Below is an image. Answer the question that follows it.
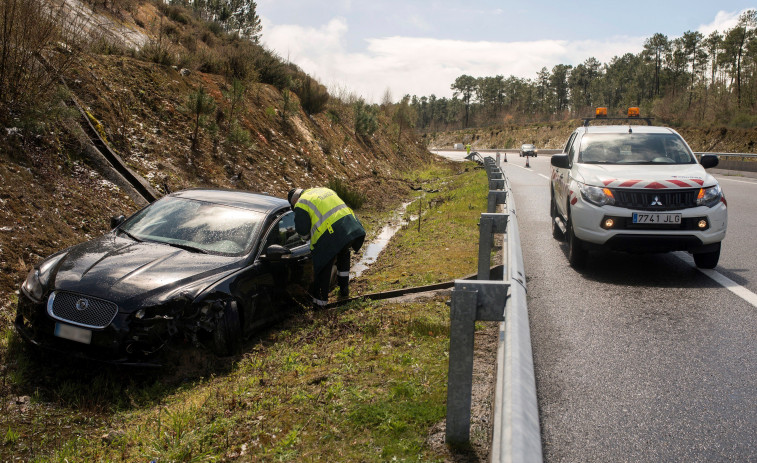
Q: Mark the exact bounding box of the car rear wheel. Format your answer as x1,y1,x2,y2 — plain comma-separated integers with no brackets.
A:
567,214,587,268
212,301,242,356
693,242,721,269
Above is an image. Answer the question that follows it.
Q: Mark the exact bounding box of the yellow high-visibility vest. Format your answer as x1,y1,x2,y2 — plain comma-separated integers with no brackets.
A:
295,188,353,249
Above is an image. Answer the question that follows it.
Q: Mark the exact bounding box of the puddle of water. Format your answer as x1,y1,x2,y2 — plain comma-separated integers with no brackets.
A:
352,200,417,278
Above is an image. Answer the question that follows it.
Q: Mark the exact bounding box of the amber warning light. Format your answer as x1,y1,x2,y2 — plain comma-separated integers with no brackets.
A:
595,107,608,117
628,107,640,118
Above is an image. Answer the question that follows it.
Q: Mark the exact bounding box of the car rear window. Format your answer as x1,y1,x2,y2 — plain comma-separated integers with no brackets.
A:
578,133,695,165
120,197,265,256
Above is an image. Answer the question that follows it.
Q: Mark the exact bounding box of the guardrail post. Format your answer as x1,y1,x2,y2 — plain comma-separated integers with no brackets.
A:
488,190,507,214
446,281,508,444
478,213,508,280
489,178,505,190
446,288,478,444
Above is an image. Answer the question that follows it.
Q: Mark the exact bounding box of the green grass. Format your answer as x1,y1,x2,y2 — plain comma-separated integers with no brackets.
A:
0,160,487,462
355,162,487,293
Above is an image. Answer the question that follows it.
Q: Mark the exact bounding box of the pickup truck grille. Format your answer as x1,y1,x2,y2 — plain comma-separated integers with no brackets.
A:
611,188,699,211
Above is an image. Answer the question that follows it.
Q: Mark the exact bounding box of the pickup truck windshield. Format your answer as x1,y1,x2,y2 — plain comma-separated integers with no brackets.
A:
578,133,696,165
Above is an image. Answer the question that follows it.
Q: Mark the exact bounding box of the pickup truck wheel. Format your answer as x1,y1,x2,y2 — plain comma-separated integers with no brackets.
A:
693,243,721,269
212,302,242,356
551,195,564,240
567,217,587,268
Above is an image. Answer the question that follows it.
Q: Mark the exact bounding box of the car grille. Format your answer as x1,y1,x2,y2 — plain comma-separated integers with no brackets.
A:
611,188,700,211
47,291,118,329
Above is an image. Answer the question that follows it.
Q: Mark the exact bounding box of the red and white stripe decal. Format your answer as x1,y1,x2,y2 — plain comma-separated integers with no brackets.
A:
599,177,705,189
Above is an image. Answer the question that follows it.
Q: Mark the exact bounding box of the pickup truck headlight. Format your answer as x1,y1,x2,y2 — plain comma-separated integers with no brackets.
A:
580,184,615,207
697,185,722,207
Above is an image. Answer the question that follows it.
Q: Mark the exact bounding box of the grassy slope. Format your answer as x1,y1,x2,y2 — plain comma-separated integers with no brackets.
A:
0,162,490,462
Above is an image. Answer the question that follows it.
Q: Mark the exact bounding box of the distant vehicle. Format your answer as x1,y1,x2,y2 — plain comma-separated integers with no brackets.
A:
16,189,315,365
550,107,727,269
520,144,537,157
454,143,464,150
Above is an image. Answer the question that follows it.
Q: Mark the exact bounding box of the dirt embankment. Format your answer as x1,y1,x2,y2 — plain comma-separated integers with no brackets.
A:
0,50,434,318
425,122,757,153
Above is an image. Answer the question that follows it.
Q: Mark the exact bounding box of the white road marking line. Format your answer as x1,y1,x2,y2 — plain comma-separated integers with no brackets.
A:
506,163,550,181
716,176,757,185
676,252,757,308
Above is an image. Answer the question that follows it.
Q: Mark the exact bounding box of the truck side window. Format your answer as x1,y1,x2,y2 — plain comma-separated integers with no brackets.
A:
563,133,576,153
567,134,579,163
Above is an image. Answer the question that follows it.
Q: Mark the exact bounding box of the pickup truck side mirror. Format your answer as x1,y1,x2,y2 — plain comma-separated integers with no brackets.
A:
551,154,570,169
262,244,292,261
700,154,719,169
110,215,125,229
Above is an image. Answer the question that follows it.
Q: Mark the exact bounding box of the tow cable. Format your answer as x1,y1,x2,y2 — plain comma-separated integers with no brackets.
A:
325,265,504,308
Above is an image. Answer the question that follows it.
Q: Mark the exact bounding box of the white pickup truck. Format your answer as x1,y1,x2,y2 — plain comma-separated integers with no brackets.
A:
550,112,727,269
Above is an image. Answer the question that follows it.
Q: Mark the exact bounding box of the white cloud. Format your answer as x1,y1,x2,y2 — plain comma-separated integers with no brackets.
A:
262,15,645,103
697,9,747,36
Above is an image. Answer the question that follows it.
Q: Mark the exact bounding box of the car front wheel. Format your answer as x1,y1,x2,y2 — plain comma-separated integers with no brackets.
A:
567,213,587,268
693,243,721,269
551,194,564,240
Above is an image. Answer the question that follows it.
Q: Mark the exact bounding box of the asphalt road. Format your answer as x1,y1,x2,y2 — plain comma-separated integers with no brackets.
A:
437,151,757,461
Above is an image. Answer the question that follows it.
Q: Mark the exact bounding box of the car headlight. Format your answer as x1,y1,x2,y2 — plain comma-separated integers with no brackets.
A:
580,184,615,207
21,254,64,302
697,185,722,207
22,268,45,301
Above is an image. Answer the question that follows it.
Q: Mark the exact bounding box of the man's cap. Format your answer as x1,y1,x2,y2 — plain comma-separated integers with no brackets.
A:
288,188,304,207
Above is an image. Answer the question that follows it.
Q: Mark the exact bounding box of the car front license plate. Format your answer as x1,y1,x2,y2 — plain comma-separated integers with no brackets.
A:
632,212,682,224
54,323,92,345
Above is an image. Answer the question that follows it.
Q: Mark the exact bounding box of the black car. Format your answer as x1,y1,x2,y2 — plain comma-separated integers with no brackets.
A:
519,144,537,157
15,189,313,365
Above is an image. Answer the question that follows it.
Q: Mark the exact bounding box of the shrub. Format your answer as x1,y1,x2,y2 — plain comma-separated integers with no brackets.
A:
0,0,78,128
139,40,175,66
354,99,379,140
294,75,329,115
251,47,291,90
226,121,251,147
328,177,366,209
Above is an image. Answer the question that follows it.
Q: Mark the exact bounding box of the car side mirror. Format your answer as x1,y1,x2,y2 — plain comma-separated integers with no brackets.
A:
110,215,125,229
700,154,719,169
551,154,570,169
262,244,292,261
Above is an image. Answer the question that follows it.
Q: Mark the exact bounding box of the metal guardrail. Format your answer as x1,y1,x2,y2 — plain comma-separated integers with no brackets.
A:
445,153,542,462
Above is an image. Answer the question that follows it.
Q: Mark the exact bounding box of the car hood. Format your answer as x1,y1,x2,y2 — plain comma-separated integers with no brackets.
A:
575,163,717,189
50,235,243,306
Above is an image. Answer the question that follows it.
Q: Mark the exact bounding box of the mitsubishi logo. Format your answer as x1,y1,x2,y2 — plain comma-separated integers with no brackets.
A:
75,298,90,311
651,196,663,206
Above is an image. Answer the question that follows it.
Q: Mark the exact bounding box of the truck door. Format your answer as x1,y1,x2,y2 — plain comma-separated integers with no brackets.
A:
554,132,578,219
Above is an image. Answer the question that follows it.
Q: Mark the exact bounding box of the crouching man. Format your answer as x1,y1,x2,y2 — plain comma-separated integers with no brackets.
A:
288,187,366,308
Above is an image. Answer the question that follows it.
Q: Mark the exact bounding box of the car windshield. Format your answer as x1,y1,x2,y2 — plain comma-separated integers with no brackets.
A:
522,144,534,149
578,133,696,165
119,197,265,256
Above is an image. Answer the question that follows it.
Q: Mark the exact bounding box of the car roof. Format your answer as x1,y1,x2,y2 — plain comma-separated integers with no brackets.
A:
577,125,676,135
169,189,289,213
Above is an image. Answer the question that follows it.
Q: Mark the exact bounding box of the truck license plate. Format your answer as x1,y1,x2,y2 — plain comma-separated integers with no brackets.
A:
632,212,682,224
54,323,92,344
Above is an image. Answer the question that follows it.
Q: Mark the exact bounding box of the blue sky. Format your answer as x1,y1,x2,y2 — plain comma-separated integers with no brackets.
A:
258,1,754,102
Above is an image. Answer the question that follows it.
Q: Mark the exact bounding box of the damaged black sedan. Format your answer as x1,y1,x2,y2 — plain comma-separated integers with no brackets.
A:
16,189,313,365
